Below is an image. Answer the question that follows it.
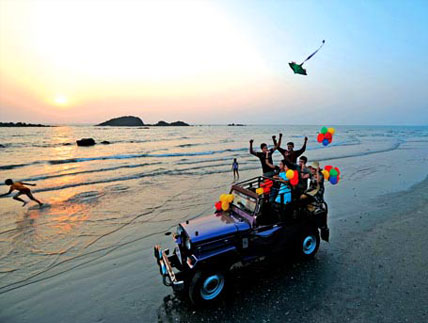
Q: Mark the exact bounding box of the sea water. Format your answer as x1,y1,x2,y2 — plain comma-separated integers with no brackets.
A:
0,125,427,294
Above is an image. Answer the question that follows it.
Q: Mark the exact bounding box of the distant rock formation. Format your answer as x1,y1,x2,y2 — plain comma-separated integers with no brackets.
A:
0,122,51,127
228,123,245,126
97,116,144,127
76,138,96,146
155,120,169,126
153,120,190,126
100,141,110,144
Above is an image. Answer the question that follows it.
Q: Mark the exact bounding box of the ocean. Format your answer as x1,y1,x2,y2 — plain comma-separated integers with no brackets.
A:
0,124,427,320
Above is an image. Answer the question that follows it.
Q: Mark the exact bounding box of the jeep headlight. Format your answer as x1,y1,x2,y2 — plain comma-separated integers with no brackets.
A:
185,239,191,250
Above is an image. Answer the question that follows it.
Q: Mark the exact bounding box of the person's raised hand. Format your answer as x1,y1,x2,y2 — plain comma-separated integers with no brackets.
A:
304,136,308,142
249,139,254,144
279,133,283,138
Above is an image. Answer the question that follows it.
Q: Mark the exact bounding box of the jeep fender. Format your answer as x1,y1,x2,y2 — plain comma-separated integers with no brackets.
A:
194,246,240,271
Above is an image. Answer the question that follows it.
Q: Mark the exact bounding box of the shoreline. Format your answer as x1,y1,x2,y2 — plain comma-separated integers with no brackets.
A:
0,127,427,323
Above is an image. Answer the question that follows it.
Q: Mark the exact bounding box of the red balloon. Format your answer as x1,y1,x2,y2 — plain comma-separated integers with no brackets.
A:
325,165,333,171
215,201,222,211
324,132,332,140
328,137,333,143
317,133,325,143
334,167,341,175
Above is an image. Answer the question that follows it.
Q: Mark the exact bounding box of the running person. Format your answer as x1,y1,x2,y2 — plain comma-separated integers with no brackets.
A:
232,158,239,181
1,179,43,207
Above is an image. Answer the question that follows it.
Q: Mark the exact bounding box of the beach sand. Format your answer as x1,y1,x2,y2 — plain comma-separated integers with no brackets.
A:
0,128,427,322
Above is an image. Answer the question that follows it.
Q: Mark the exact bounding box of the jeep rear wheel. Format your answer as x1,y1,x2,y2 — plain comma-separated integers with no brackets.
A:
189,271,226,305
298,230,320,259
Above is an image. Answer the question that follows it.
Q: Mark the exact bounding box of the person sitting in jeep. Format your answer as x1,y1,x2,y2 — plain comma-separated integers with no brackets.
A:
302,161,325,204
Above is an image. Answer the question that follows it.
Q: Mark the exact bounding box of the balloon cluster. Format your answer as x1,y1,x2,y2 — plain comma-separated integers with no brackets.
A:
215,194,235,212
317,127,335,146
257,179,273,195
321,165,341,185
286,169,299,186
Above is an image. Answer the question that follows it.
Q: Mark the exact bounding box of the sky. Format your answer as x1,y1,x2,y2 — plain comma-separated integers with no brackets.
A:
0,0,427,125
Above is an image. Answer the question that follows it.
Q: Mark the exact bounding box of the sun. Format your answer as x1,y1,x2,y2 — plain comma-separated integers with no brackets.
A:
54,95,68,105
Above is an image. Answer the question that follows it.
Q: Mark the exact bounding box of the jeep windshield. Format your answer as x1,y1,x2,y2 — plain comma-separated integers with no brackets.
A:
231,189,257,214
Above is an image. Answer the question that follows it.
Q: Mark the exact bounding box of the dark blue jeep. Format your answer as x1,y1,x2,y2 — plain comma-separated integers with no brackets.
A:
154,176,329,305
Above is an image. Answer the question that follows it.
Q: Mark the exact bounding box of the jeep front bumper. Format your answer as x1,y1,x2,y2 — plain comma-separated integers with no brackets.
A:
154,244,185,292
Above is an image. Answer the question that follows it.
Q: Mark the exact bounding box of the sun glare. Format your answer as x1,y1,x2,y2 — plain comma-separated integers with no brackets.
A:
54,95,68,105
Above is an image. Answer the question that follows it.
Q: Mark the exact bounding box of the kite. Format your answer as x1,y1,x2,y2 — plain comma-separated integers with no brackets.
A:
289,40,325,75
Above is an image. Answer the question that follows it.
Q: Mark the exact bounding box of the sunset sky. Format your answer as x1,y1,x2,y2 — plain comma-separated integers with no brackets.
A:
0,0,427,125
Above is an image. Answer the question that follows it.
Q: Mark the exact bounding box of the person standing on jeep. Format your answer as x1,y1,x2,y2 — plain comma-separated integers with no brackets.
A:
249,134,280,178
276,136,308,163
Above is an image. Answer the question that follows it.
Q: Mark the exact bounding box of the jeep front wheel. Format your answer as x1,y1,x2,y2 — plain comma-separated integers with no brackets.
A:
189,271,226,305
298,230,320,259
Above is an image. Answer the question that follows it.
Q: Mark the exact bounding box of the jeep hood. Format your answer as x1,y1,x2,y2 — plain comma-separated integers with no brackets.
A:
181,213,250,243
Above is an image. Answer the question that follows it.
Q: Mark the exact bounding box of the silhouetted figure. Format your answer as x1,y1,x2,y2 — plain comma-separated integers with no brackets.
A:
232,158,239,181
1,179,43,207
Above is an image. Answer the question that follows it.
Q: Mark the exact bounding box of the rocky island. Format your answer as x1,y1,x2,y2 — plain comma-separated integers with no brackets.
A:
97,116,189,127
0,122,51,127
97,116,144,126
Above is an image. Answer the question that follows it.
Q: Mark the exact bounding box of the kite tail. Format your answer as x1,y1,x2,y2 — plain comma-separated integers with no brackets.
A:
300,40,325,65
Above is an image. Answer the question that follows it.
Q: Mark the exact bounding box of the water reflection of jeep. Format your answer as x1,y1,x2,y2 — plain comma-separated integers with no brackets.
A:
154,176,329,305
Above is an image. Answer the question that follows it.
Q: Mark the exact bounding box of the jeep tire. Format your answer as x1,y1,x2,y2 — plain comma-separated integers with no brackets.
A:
189,270,226,305
298,230,320,259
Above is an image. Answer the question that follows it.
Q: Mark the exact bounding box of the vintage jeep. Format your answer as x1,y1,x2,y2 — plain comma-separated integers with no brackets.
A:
154,176,329,305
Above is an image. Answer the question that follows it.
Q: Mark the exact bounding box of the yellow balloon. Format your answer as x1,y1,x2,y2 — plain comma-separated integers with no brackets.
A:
286,169,295,180
327,127,335,135
219,194,227,202
322,169,330,180
221,201,230,211
256,188,264,195
226,194,234,203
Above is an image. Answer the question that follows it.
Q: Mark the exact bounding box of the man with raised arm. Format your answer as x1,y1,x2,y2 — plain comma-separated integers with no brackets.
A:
249,134,281,178
277,136,308,163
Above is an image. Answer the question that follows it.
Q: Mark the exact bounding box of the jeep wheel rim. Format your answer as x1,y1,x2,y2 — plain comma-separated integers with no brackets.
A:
303,235,317,255
200,274,224,300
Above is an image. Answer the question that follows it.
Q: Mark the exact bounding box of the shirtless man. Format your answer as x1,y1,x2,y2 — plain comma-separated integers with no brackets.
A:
1,179,43,207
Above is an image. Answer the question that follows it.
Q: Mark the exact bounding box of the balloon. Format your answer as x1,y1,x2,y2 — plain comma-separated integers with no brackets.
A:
215,201,222,211
324,132,332,140
327,127,335,135
226,194,234,203
325,165,333,171
219,194,227,202
286,169,295,179
334,167,341,175
290,170,299,186
329,176,338,185
321,169,330,180
256,188,264,195
328,137,333,144
317,133,325,143
265,179,273,187
320,126,328,134
322,139,329,146
337,175,340,183
221,201,230,211
329,168,338,177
